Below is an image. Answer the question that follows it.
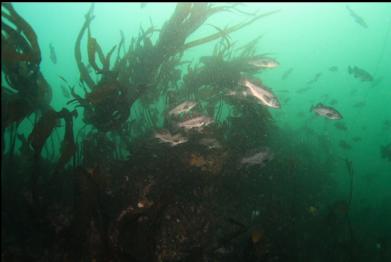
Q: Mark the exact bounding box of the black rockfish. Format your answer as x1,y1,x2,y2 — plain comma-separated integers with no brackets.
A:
346,5,368,28
348,66,373,82
49,43,57,64
240,78,281,109
310,103,343,120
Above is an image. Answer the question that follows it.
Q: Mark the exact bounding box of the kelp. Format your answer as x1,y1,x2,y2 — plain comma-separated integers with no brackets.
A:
182,9,280,51
1,3,53,158
70,3,280,135
75,4,96,89
53,109,78,174
1,3,41,64
236,34,264,58
2,94,35,128
0,5,304,261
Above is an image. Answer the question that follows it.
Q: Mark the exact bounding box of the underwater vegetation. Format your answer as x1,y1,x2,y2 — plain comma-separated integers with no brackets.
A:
1,3,390,262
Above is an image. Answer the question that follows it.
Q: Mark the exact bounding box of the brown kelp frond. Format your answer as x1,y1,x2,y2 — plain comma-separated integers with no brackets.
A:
229,4,262,16
28,108,61,156
155,53,183,93
2,1,54,144
116,31,125,60
53,109,78,174
75,4,95,90
235,34,264,58
213,39,228,59
2,3,42,93
182,9,281,51
102,45,117,72
113,31,128,72
136,25,158,48
155,3,198,59
206,3,246,17
2,3,41,64
184,3,245,39
1,20,34,64
67,85,87,108
156,3,233,61
207,24,232,45
87,26,105,73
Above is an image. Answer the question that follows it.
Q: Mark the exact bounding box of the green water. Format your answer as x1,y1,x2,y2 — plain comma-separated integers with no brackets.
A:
2,2,391,261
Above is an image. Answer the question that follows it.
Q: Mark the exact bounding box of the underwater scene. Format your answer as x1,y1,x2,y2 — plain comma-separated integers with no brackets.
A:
1,2,391,261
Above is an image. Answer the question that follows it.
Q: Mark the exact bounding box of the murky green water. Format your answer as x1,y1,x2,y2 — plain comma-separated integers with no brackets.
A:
2,3,390,261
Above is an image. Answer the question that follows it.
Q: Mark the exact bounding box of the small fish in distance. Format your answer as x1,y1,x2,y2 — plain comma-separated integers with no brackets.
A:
154,130,188,146
241,147,274,167
49,43,57,64
168,101,197,117
348,66,373,82
178,116,214,131
346,5,368,28
310,103,343,120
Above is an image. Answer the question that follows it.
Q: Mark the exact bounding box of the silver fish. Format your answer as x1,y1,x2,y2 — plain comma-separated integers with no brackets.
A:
307,72,322,85
240,78,280,109
241,147,274,166
199,138,222,150
311,103,343,120
178,116,214,130
168,101,197,117
154,130,188,146
247,57,279,69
